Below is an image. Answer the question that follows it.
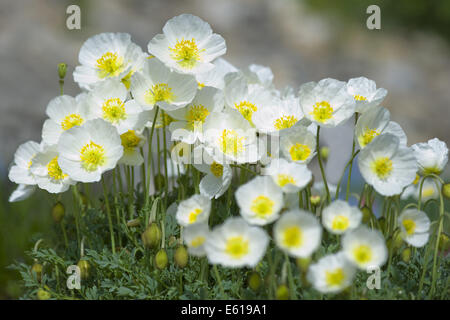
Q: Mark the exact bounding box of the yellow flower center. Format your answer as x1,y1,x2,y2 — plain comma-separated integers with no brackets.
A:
144,83,174,105
235,101,257,123
402,219,416,235
169,38,203,69
80,141,106,172
371,157,393,180
188,208,203,224
218,129,245,156
120,130,141,151
354,95,367,101
276,174,295,187
186,104,210,129
225,236,249,259
423,167,442,175
61,114,84,131
250,195,274,217
289,143,311,162
197,82,205,90
332,215,350,231
310,101,333,123
353,245,372,264
96,52,124,78
47,156,67,181
210,162,224,178
274,115,298,130
121,70,134,89
282,226,303,248
359,127,381,147
191,236,206,248
325,268,345,287
102,98,127,124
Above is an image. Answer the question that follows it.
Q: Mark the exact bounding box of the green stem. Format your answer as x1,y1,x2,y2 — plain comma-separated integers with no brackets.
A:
335,150,360,200
213,265,225,297
316,126,330,204
101,177,116,254
145,107,159,206
285,253,297,299
345,114,359,200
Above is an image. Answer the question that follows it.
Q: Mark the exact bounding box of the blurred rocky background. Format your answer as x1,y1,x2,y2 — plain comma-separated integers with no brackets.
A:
0,0,449,298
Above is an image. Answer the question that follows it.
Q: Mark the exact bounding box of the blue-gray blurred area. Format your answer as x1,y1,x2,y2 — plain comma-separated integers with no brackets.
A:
0,0,449,298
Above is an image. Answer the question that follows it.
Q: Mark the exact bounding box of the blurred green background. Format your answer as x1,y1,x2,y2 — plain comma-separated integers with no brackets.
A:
1,0,449,299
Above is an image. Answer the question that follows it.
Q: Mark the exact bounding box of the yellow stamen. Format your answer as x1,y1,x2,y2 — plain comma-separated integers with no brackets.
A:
250,195,274,217
61,114,84,131
276,174,295,187
309,101,333,123
218,129,245,156
210,162,224,178
354,94,367,101
353,245,372,264
186,104,209,130
120,130,141,151
188,208,203,224
102,98,127,124
402,219,416,235
282,226,303,248
169,38,203,69
80,141,106,172
191,236,206,248
235,101,257,123
332,215,349,231
144,83,174,105
96,52,124,78
325,268,345,287
274,115,298,130
47,156,67,181
358,127,380,147
371,157,393,180
289,143,311,162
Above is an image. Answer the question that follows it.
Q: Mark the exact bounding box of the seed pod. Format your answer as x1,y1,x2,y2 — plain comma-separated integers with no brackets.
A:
275,284,289,300
361,206,372,224
51,202,65,223
77,259,90,279
247,271,262,292
401,248,411,263
31,263,43,282
37,288,51,300
141,223,161,249
174,245,189,268
155,249,168,270
295,257,311,273
442,183,450,200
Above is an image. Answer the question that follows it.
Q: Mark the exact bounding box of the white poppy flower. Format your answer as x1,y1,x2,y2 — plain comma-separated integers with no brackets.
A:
412,138,448,175
42,95,89,146
204,217,269,268
346,77,387,113
358,134,417,196
235,176,284,225
8,141,41,185
130,58,197,111
279,124,316,164
30,145,75,193
183,223,210,257
355,106,406,149
299,78,355,127
398,209,430,248
176,194,211,227
307,252,356,294
57,119,123,183
273,209,322,258
262,158,312,193
342,226,388,270
73,32,147,90
118,130,146,166
169,86,224,144
322,200,362,235
195,58,237,90
148,14,226,75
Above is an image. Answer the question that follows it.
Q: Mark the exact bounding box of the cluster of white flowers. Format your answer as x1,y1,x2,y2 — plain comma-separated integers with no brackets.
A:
8,14,449,295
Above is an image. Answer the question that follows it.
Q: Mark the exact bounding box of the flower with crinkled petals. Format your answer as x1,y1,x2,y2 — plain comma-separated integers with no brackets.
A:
195,58,237,90
73,32,147,90
57,119,123,183
130,58,197,111
346,77,387,113
412,138,448,176
299,78,355,127
118,130,146,166
358,134,417,196
355,106,406,149
148,14,226,75
279,124,316,164
262,158,312,193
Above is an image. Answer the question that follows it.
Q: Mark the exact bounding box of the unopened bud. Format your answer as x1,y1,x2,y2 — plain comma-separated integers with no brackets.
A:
401,248,411,263
37,288,51,300
155,249,168,270
77,259,90,279
51,202,65,223
247,271,262,292
58,63,67,79
142,222,161,249
296,257,311,273
31,263,43,282
174,245,189,268
361,206,372,224
275,284,289,300
442,183,450,200
438,233,450,252
310,195,321,206
320,146,330,160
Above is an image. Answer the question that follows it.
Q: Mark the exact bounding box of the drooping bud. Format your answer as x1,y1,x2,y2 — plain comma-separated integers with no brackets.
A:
401,248,411,263
141,222,161,249
310,195,321,206
247,271,262,292
57,63,67,79
275,284,289,300
438,233,450,252
155,249,168,270
442,183,450,200
174,245,189,268
51,202,65,223
295,257,311,273
77,259,90,279
361,206,372,224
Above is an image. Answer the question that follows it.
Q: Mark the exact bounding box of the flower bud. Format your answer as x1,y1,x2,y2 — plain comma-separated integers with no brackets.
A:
37,288,51,300
31,263,43,282
141,223,161,249
275,284,289,300
320,146,330,160
247,271,262,292
51,202,65,223
401,248,411,263
310,195,321,206
392,232,404,251
77,259,90,279
57,63,67,79
442,183,450,200
361,206,372,224
155,249,168,270
295,257,311,273
438,233,450,252
154,174,166,190
174,245,189,268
